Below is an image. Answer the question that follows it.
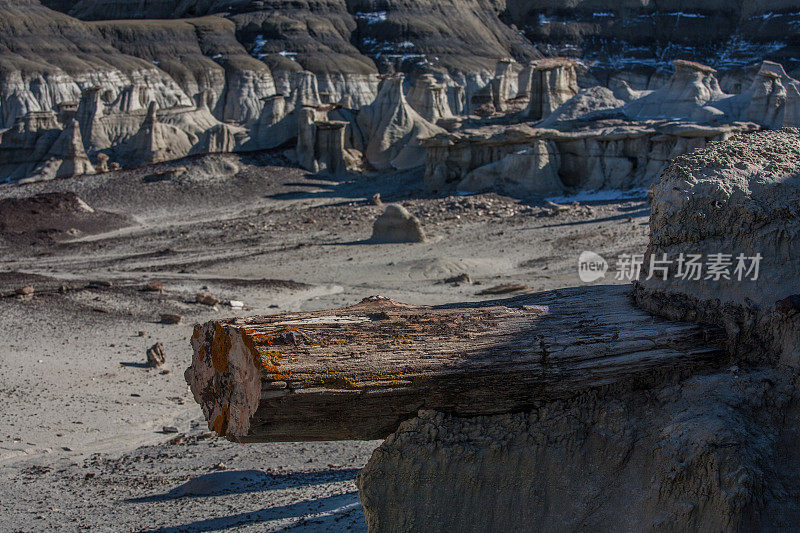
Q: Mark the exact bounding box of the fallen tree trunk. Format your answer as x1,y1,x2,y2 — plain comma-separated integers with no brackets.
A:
185,285,726,442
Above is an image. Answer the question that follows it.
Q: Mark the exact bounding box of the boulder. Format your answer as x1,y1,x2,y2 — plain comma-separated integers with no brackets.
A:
635,129,800,365
370,204,426,243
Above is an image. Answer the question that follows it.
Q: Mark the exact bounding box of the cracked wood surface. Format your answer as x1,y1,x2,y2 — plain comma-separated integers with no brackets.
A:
185,284,727,442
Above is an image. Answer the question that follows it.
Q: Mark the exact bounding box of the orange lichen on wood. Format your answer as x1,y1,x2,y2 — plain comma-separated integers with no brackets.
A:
210,324,231,374
211,403,230,436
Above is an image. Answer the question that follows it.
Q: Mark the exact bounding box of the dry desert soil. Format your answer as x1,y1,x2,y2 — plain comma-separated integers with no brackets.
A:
0,152,648,532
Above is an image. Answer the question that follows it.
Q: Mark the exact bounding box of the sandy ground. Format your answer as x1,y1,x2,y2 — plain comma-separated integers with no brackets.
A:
0,152,649,532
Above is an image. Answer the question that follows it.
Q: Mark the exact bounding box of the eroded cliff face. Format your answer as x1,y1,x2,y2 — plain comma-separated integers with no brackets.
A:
6,0,800,183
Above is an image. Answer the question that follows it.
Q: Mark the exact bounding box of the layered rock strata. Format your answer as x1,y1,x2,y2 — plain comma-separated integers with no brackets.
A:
423,121,758,195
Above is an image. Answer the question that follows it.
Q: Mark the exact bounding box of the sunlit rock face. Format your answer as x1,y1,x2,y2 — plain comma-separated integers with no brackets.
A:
635,129,800,366
6,0,800,182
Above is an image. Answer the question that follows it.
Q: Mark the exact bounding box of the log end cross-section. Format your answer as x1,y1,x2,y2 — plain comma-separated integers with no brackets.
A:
185,286,727,442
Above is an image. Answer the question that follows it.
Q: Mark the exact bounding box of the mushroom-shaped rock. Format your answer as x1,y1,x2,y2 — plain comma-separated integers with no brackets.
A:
524,58,579,121
408,74,452,123
370,204,426,243
623,60,727,123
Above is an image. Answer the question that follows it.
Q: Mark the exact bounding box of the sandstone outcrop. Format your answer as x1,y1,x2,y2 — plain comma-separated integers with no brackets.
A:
624,60,728,123
359,372,800,531
457,142,564,196
635,129,800,365
538,86,625,128
423,121,758,194
120,103,192,165
357,76,444,171
370,204,426,243
490,59,516,113
524,58,579,121
407,74,452,123
295,106,353,177
29,119,95,180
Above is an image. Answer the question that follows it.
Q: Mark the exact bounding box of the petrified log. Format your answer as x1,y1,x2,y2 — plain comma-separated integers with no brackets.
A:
185,285,726,442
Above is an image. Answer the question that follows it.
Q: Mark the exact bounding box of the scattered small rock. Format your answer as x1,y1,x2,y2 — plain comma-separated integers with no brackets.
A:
229,300,244,309
138,331,147,337
445,273,472,285
543,201,571,215
479,283,530,295
146,342,166,368
213,462,228,471
160,313,182,324
84,472,96,480
371,193,382,206
15,285,34,296
162,426,179,434
196,292,221,306
144,280,165,292
92,307,110,314
168,434,185,445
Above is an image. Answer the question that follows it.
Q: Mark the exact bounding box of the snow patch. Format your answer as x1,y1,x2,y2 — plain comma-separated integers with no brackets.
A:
546,188,648,204
356,11,387,24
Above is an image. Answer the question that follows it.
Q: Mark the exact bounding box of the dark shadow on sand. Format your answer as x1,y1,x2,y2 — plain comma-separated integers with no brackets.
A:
128,468,360,503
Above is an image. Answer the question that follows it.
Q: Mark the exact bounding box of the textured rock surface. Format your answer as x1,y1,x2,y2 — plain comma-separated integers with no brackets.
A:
357,76,443,170
358,129,800,532
358,370,800,531
457,141,563,196
635,129,800,365
423,121,758,194
370,203,426,243
524,58,579,121
624,60,728,123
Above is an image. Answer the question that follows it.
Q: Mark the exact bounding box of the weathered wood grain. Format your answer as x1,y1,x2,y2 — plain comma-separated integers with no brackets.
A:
185,285,726,442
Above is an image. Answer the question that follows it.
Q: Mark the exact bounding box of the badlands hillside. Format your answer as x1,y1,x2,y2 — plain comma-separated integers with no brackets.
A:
3,0,800,184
